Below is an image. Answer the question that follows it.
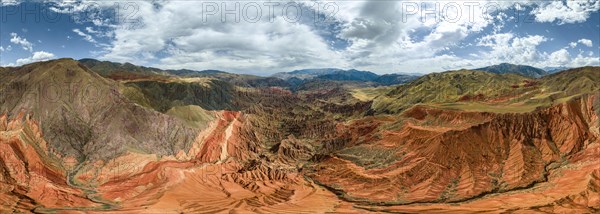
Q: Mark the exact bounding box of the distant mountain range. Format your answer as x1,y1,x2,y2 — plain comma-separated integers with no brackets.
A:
80,59,581,89
272,68,345,80
79,58,289,88
78,60,422,88
272,68,421,87
543,66,572,74
475,63,547,78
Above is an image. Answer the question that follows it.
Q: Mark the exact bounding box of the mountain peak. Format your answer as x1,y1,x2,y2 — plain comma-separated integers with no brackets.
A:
475,63,546,78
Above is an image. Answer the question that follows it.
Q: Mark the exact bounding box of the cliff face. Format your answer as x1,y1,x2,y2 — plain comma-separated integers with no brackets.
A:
0,110,343,213
5,95,597,213
309,95,599,206
72,110,344,213
0,113,99,213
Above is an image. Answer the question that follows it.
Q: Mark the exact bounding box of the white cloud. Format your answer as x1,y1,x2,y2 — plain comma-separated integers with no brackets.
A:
0,0,20,6
548,49,571,65
341,1,403,49
328,1,522,72
467,33,569,68
90,1,504,73
99,1,345,74
73,28,97,43
47,0,119,26
569,52,600,67
477,33,514,48
10,32,33,52
15,51,56,65
299,1,597,73
465,32,597,68
85,27,98,34
569,42,578,48
532,1,600,24
0,46,3,52
476,33,548,64
578,38,593,47
84,26,113,38
34,0,598,74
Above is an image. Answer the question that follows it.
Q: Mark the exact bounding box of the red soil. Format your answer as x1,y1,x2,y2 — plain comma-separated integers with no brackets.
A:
1,95,599,213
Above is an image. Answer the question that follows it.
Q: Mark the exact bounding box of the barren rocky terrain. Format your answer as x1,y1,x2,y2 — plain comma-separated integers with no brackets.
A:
0,59,599,213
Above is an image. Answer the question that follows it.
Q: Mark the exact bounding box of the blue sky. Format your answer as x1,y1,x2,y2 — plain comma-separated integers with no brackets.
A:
1,0,598,75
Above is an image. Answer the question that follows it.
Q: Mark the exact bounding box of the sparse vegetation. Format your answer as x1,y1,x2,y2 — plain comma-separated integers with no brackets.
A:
337,145,403,169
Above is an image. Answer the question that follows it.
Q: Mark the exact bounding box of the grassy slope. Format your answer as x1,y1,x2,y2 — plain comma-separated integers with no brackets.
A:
540,66,600,95
351,86,396,102
166,105,215,130
122,78,238,112
366,67,599,114
371,70,529,113
0,59,198,161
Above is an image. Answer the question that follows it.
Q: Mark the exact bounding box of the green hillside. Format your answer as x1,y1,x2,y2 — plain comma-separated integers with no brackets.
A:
540,66,600,95
123,78,239,112
372,70,528,113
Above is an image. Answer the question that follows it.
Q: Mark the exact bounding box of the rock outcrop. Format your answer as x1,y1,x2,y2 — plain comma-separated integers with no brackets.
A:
310,95,599,208
0,113,99,213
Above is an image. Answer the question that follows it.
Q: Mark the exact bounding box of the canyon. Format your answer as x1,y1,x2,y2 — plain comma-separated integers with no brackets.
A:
0,59,599,213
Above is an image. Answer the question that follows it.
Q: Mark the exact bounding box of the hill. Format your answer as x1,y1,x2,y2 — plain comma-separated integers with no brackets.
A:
271,68,344,80
540,66,600,95
316,69,379,82
79,59,288,88
122,78,240,112
273,68,419,87
475,63,547,78
0,58,196,162
168,68,289,88
78,58,169,77
372,69,529,113
373,73,419,85
371,66,600,114
544,66,571,74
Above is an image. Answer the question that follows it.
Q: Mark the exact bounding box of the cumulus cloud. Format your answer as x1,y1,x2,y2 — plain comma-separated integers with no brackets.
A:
15,0,596,73
569,52,600,67
548,49,571,65
331,1,522,72
578,38,593,47
341,1,403,48
10,32,33,52
467,33,578,68
476,33,548,64
15,51,56,65
465,32,598,68
532,1,600,24
98,1,345,74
